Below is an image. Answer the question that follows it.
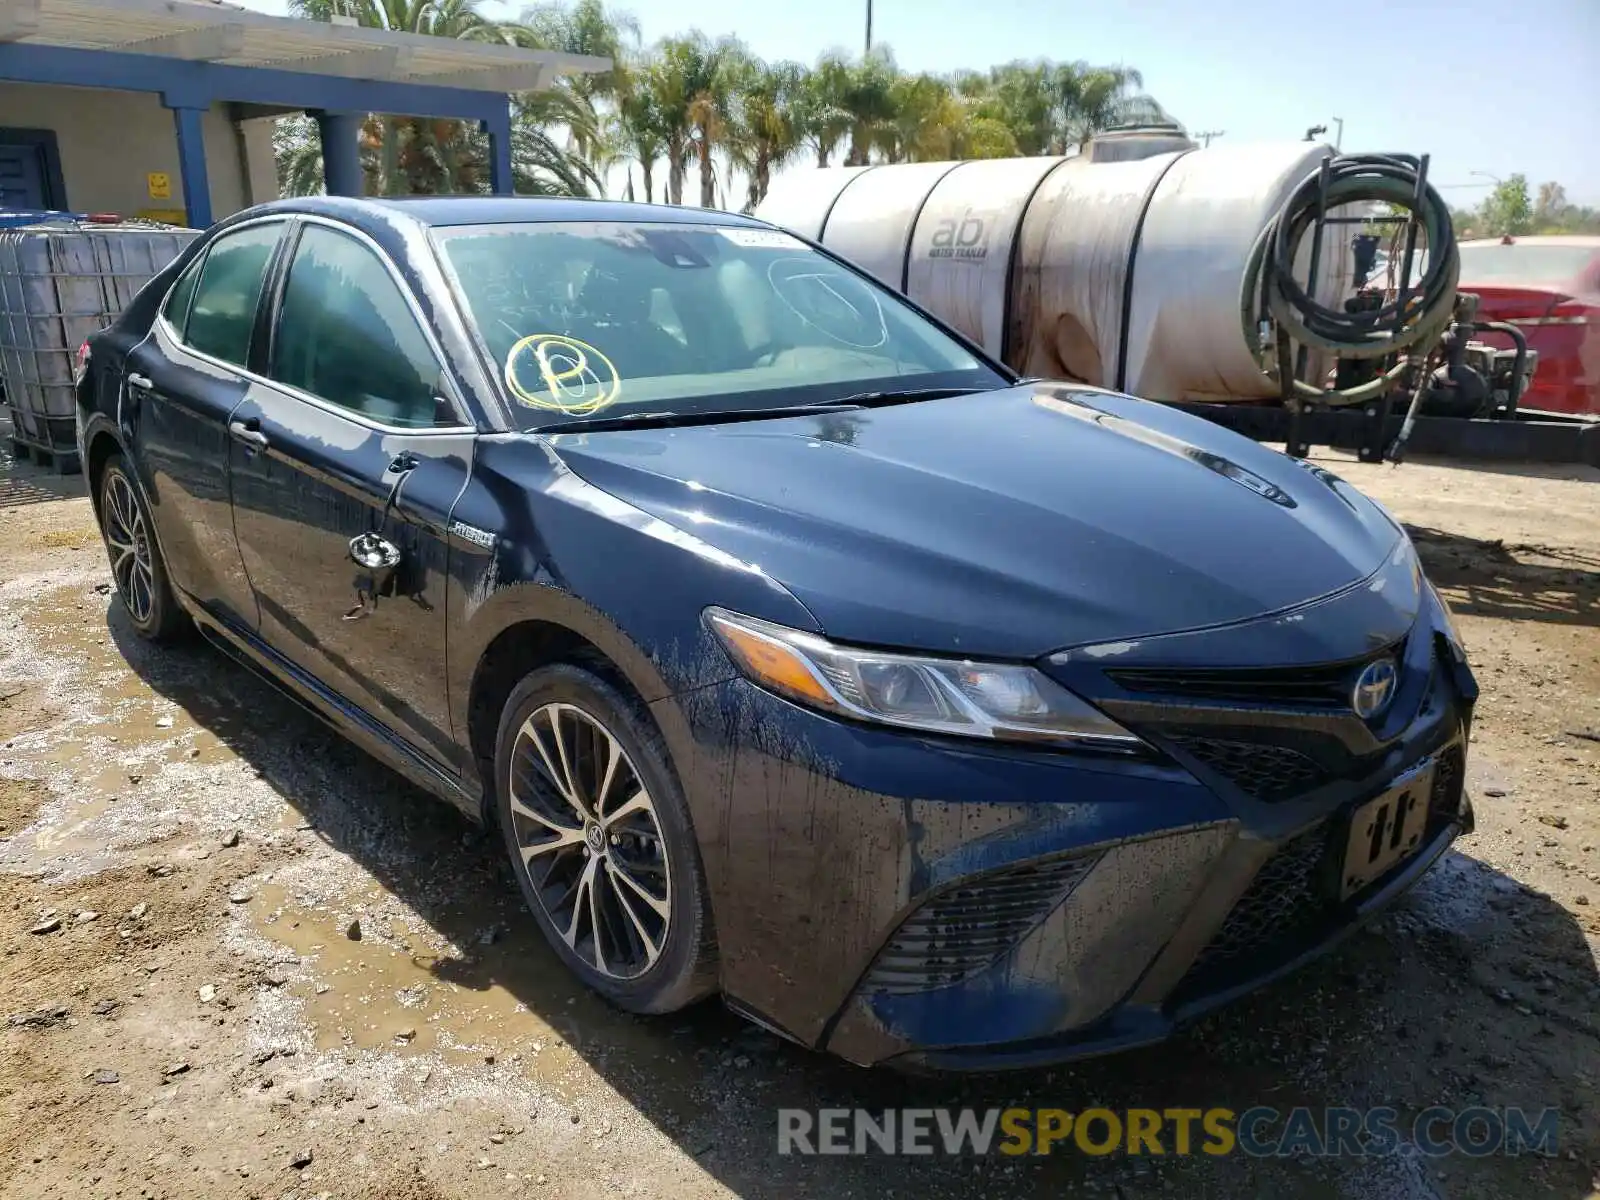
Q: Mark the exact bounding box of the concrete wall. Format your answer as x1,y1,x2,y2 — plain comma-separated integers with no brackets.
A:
0,82,279,223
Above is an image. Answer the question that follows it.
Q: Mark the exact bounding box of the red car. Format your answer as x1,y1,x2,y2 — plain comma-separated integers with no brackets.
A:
1457,235,1599,417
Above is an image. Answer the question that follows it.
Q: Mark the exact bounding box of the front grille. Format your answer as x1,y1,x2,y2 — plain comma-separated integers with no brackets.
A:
1106,656,1383,708
1168,735,1329,801
1177,823,1333,1000
863,854,1098,995
1176,745,1466,1004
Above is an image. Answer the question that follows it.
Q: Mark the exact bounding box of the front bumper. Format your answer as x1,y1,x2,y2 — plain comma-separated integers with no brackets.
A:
656,585,1476,1069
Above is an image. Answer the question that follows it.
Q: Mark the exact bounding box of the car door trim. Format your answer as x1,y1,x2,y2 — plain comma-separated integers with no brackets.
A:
154,214,477,438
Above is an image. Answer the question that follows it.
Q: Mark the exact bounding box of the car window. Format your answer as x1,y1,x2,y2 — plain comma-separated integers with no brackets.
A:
183,223,281,367
1457,242,1596,287
161,252,204,339
433,221,1006,430
270,224,446,429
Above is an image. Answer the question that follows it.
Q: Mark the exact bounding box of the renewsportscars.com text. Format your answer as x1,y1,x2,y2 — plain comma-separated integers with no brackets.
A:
777,1106,1560,1158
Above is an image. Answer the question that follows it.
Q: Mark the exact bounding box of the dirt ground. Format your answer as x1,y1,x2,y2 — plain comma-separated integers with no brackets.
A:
1,431,1597,1200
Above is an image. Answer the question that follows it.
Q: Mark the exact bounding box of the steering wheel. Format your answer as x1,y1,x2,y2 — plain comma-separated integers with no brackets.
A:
735,339,791,369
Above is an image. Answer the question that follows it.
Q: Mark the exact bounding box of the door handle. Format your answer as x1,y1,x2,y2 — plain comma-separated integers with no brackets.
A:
228,419,269,452
344,532,404,621
126,372,153,391
349,532,402,571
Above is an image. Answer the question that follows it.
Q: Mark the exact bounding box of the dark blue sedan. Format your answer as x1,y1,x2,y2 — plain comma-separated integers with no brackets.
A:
75,196,1477,1070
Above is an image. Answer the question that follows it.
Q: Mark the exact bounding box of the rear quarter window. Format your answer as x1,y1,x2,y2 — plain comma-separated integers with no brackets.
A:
182,223,282,367
161,253,204,338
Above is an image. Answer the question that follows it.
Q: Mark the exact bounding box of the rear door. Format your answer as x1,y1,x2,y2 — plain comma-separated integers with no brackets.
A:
227,217,474,772
123,219,286,631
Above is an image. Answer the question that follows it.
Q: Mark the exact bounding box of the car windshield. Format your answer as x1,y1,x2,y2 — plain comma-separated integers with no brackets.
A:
1457,242,1594,287
432,220,1008,428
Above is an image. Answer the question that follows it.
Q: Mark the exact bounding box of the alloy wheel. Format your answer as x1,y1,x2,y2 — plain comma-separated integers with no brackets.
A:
508,701,672,980
103,471,155,626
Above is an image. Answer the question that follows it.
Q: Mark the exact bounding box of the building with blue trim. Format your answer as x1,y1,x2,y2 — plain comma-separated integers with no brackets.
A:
0,0,608,226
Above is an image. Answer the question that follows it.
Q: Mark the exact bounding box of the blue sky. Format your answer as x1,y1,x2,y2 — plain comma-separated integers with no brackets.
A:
238,0,1600,206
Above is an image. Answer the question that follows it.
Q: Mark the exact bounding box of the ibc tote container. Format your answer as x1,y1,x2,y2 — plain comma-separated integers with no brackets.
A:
0,220,200,469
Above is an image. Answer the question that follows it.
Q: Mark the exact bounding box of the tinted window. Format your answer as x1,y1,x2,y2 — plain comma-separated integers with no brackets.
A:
271,224,445,428
161,253,203,338
433,221,1005,430
1458,242,1597,287
184,224,280,367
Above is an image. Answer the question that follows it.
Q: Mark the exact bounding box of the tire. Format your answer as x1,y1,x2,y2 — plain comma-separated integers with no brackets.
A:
493,662,717,1014
97,453,187,642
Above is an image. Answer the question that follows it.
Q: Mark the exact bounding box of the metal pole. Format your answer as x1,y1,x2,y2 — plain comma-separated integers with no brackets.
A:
1332,117,1344,150
166,103,213,228
313,110,365,199
865,0,872,55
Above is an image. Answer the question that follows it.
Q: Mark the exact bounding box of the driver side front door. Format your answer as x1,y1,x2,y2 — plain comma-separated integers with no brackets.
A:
227,218,475,775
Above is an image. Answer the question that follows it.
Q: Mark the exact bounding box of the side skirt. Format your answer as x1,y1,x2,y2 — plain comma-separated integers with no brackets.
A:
180,594,483,822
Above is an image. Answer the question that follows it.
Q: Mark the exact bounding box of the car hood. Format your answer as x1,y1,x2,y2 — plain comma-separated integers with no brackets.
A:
546,384,1402,659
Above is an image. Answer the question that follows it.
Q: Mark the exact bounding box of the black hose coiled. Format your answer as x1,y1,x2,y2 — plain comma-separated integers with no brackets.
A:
1240,153,1460,405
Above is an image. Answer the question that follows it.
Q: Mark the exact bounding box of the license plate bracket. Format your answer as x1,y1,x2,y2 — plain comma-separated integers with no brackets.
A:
1340,759,1435,900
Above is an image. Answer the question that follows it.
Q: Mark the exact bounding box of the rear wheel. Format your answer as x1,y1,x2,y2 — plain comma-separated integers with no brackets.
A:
98,454,186,641
493,663,717,1013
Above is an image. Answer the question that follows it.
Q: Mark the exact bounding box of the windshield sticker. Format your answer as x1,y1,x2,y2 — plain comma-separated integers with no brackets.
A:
718,228,807,251
504,333,622,415
767,258,888,350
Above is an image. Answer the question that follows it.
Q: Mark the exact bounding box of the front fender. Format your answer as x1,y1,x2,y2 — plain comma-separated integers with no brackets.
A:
444,435,820,788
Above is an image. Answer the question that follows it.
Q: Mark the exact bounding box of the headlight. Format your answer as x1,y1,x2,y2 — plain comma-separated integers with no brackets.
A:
1429,580,1466,655
705,608,1145,751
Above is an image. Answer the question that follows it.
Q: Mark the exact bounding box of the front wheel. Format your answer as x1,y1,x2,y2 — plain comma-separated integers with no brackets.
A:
493,663,717,1014
97,453,186,641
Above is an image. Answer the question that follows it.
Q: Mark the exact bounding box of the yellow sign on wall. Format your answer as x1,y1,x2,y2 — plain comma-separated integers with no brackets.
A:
146,172,172,201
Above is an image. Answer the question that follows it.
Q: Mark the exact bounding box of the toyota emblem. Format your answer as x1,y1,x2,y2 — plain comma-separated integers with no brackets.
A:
1352,657,1398,720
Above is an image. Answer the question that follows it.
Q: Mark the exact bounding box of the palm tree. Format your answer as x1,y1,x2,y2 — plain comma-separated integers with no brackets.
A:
517,0,638,101
729,59,806,210
275,9,1176,206
687,34,748,208
284,0,608,198
516,0,640,189
512,88,605,195
839,50,898,166
272,114,327,197
976,61,1059,156
1057,63,1146,148
646,38,699,205
612,59,667,203
793,53,854,168
288,0,517,195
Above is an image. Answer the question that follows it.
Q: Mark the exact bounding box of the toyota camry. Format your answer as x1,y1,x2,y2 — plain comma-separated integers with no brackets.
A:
75,196,1476,1069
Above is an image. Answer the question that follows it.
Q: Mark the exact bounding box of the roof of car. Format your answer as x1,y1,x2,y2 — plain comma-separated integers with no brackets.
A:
244,194,771,230
1460,235,1600,249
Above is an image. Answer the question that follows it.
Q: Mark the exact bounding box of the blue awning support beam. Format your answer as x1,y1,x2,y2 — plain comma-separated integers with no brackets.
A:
482,107,514,197
0,41,560,224
163,99,213,230
0,33,610,225
0,43,513,126
313,110,365,198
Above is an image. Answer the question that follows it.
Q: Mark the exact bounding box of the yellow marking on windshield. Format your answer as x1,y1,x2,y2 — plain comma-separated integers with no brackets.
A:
504,333,622,414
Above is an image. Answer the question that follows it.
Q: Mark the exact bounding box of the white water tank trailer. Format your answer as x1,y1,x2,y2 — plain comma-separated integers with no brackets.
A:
756,136,1462,415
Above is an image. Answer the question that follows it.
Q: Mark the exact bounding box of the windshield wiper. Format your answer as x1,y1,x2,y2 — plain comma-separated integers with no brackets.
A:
823,386,987,407
533,402,867,434
532,386,989,434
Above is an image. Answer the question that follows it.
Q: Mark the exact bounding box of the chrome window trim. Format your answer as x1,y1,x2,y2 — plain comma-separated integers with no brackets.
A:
154,213,478,438
153,214,286,361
